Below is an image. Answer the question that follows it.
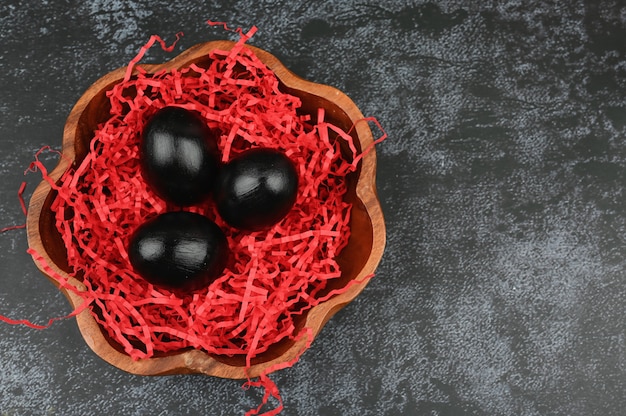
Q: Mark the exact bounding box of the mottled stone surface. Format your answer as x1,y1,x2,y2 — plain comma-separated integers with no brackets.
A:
1,1,626,415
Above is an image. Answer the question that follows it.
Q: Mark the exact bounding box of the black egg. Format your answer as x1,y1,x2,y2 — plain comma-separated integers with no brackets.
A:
128,211,229,292
214,148,299,231
141,106,220,206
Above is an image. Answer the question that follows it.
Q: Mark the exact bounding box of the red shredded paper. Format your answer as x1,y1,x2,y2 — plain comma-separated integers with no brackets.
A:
50,28,357,359
15,24,385,415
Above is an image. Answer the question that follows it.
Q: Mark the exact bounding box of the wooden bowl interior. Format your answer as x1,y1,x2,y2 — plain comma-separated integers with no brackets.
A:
30,41,379,377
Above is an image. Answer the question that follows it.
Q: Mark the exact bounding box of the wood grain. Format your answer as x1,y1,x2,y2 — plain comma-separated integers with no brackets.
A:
25,41,385,380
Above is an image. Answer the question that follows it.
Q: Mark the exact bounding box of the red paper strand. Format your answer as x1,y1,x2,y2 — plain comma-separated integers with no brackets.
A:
5,23,386,416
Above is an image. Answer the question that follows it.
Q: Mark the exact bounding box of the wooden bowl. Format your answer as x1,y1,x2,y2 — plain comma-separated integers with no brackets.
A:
26,40,385,379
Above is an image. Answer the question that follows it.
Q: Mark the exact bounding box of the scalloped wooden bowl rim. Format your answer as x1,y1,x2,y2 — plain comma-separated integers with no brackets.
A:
26,40,385,379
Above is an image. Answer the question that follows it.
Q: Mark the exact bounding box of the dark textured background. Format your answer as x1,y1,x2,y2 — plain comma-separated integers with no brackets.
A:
1,1,625,415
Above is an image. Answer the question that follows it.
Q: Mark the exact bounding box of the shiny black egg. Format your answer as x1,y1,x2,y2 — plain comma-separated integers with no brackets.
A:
128,211,229,292
214,148,299,231
141,106,220,206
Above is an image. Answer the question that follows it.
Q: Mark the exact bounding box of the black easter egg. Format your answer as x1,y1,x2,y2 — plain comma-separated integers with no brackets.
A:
141,106,220,206
214,148,299,231
128,211,229,292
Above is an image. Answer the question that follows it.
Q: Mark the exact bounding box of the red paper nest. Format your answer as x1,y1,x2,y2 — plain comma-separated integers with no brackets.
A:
47,29,364,365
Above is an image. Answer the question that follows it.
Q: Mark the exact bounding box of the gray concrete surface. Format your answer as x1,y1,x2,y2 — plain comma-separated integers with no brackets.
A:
1,1,625,415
